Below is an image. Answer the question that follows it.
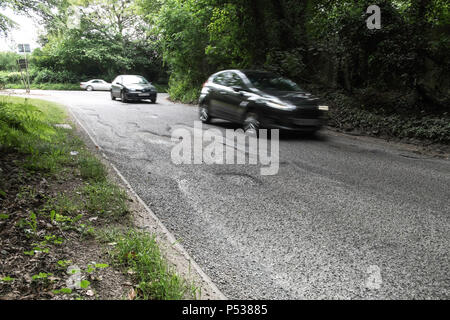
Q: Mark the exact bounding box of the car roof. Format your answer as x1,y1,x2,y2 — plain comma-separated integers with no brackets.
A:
211,69,275,77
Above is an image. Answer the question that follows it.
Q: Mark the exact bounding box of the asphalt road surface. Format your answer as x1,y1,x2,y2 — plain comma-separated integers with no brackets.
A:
8,90,449,299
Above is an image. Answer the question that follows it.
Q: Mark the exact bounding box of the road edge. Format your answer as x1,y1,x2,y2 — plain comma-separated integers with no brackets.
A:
66,103,227,300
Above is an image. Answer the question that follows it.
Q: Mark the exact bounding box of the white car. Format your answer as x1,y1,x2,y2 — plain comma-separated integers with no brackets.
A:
80,79,112,91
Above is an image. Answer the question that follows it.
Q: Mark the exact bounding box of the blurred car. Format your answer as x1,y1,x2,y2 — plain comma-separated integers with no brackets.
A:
199,70,329,134
110,75,157,103
80,79,111,91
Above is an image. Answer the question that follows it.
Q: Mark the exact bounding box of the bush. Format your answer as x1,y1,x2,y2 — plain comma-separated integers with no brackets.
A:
167,75,201,104
32,69,79,84
0,71,23,85
325,92,450,144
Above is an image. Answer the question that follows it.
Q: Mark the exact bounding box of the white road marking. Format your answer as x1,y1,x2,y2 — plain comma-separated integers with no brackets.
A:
365,265,383,290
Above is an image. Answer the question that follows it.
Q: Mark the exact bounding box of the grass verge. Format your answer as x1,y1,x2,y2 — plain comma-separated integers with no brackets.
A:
4,83,82,91
100,229,198,300
0,95,197,300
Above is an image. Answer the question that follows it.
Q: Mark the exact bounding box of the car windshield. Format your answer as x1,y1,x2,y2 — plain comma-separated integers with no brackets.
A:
122,76,149,85
245,72,301,92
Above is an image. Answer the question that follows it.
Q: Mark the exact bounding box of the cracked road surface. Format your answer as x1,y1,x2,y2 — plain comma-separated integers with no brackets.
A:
10,90,449,299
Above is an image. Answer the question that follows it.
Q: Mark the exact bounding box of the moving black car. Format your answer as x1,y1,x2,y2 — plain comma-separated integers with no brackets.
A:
199,70,328,133
111,75,157,103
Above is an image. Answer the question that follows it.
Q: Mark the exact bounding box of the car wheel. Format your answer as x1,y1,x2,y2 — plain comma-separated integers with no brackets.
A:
243,113,260,137
111,91,116,100
199,104,211,123
150,98,157,104
121,91,128,103
86,85,93,91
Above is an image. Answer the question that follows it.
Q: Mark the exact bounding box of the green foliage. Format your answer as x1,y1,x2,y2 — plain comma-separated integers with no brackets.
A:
0,213,9,219
78,156,107,181
82,181,129,218
0,96,65,154
0,71,22,85
5,83,82,90
105,229,197,300
79,279,90,289
31,272,53,281
1,276,15,282
53,288,73,294
0,52,21,71
325,91,450,143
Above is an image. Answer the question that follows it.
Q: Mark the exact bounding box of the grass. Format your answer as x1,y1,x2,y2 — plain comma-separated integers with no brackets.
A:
82,181,129,218
78,155,107,181
4,83,82,91
101,229,198,300
0,94,195,300
3,83,168,92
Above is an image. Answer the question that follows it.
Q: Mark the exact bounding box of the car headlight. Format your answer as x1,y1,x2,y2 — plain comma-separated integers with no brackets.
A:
318,105,329,111
266,101,296,111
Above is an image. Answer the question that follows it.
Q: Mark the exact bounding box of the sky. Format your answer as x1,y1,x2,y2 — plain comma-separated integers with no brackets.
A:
0,7,42,52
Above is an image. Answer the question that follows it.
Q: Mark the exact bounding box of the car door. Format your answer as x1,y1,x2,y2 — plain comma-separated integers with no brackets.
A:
111,76,122,97
208,72,243,121
91,80,101,90
207,73,228,118
224,72,250,122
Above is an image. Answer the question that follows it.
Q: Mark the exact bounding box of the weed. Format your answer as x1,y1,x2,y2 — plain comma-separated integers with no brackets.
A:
78,156,106,181
53,288,73,295
1,276,15,282
57,260,73,269
105,229,198,300
82,181,128,218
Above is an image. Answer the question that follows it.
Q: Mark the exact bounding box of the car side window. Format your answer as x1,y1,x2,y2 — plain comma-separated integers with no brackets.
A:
213,73,226,85
228,73,246,88
221,72,234,87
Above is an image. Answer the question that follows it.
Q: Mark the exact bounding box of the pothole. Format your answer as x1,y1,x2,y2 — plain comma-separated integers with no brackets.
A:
214,172,262,186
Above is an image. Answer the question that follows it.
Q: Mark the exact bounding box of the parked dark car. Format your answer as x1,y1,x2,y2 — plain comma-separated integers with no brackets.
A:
111,75,157,103
199,70,328,134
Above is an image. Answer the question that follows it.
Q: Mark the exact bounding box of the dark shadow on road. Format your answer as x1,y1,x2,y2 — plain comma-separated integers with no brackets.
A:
209,119,328,142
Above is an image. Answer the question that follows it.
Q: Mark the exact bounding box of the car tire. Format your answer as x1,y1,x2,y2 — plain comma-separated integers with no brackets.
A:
111,91,116,100
86,85,93,91
243,113,260,137
121,91,128,103
150,98,157,104
199,104,212,123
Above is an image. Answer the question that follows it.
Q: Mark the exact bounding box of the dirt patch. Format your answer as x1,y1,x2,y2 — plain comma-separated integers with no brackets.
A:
0,150,129,300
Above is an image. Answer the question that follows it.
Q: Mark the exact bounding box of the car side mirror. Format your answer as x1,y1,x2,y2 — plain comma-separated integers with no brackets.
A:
232,86,245,92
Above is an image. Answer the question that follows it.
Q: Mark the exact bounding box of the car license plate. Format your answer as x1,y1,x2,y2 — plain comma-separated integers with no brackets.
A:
294,119,320,126
138,93,150,96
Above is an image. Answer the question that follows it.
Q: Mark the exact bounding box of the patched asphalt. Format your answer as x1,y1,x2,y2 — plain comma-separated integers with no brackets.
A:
15,90,449,299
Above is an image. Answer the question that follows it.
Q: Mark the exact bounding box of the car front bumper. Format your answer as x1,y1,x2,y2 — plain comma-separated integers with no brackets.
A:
259,109,327,131
125,92,157,100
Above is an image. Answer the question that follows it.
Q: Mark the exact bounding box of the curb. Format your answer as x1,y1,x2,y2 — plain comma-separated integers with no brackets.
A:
66,104,227,300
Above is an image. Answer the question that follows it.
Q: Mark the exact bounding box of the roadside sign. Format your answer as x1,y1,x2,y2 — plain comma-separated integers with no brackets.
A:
17,43,31,53
17,59,28,69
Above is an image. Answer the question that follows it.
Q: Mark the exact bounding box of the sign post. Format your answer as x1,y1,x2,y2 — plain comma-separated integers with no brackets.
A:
17,43,31,93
